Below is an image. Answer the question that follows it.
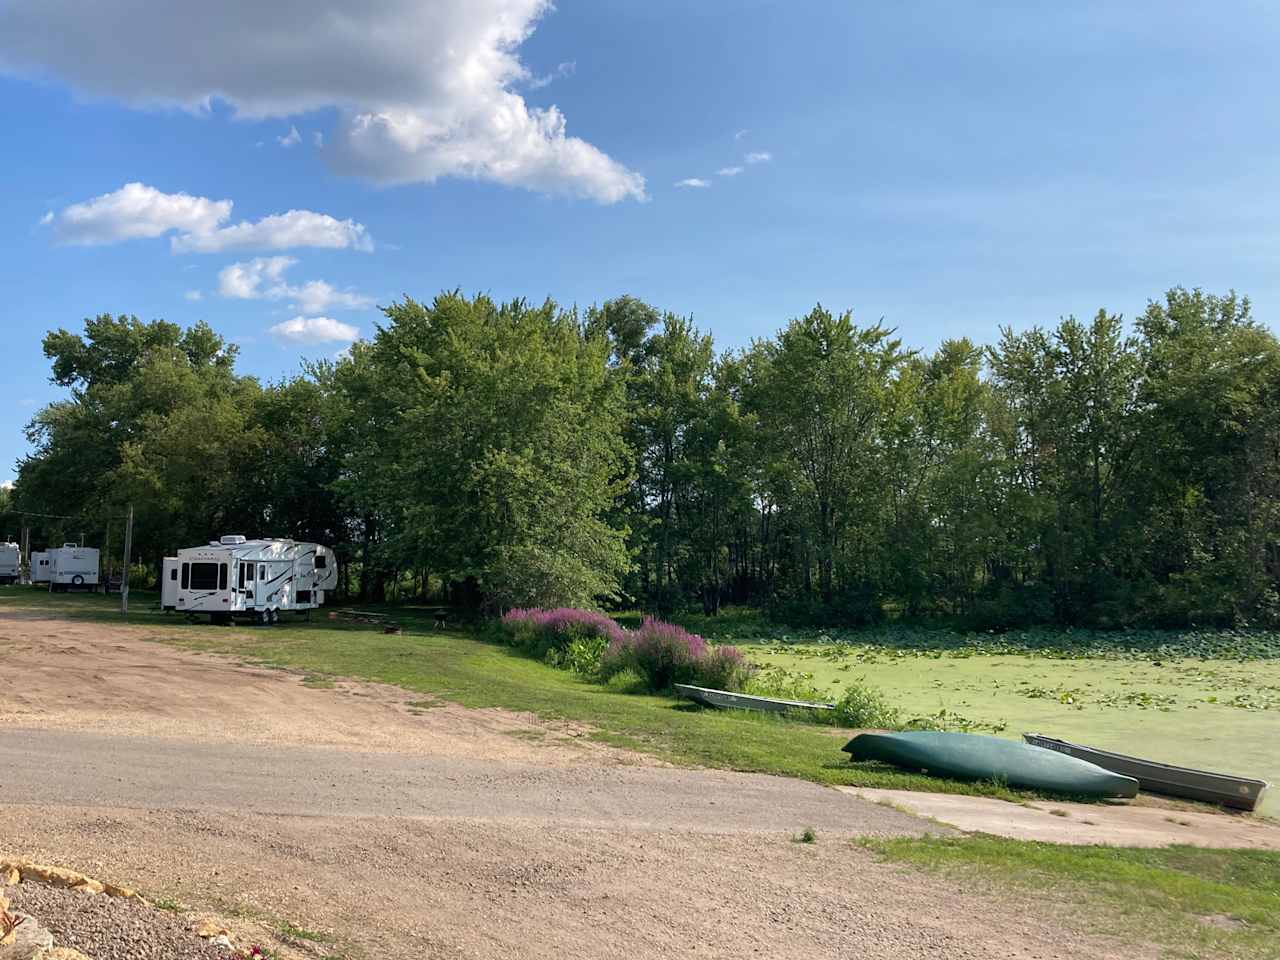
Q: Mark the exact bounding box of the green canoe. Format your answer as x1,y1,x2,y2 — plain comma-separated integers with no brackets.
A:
842,731,1139,798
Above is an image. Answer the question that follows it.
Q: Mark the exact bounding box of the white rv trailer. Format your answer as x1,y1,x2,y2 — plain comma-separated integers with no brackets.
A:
47,543,100,591
0,542,19,585
170,535,337,624
30,550,50,584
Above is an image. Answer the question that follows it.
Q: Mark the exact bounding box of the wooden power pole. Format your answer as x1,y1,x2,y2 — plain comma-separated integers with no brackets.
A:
120,505,134,617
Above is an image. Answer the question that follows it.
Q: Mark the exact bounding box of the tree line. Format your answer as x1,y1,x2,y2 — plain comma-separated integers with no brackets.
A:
7,287,1279,629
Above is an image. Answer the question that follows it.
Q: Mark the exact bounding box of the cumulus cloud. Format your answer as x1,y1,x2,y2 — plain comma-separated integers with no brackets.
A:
218,257,373,313
0,0,645,203
269,316,359,344
44,183,373,253
745,151,772,164
675,178,711,189
172,209,374,254
278,125,302,147
49,182,231,245
717,166,743,177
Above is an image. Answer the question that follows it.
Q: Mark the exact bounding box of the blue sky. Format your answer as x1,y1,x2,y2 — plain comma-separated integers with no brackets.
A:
2,0,1279,483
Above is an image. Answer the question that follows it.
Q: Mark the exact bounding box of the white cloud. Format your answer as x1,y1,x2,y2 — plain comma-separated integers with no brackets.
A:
48,182,231,245
269,316,359,344
675,178,711,189
218,256,296,299
218,257,373,313
172,209,374,254
0,1,645,204
717,166,744,177
745,151,772,164
184,289,204,301
278,124,302,148
44,183,373,253
527,60,575,91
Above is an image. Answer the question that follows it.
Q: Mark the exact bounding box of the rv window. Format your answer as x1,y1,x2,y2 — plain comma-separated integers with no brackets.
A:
238,563,245,589
170,568,177,582
189,562,218,591
245,562,255,582
219,563,228,590
181,563,189,589
260,564,267,580
314,554,327,569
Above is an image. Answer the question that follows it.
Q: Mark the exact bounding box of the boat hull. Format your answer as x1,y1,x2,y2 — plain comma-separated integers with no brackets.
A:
673,683,834,714
843,731,1139,798
1024,734,1269,811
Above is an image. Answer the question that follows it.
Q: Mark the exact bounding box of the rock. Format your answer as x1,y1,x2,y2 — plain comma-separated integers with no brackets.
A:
0,865,21,887
0,894,8,911
68,880,104,897
34,950,95,960
17,867,84,890
0,913,54,960
192,918,228,939
99,883,135,900
211,935,233,949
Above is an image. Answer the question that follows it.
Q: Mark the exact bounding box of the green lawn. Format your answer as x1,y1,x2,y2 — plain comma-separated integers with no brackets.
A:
864,836,1280,959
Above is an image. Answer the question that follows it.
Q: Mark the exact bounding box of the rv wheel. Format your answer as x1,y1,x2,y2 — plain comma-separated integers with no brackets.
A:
269,608,280,625
258,609,270,627
72,575,85,587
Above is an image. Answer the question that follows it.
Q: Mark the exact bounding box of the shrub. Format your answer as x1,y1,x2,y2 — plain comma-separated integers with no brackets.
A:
547,634,609,678
498,607,626,659
600,616,752,692
832,680,904,729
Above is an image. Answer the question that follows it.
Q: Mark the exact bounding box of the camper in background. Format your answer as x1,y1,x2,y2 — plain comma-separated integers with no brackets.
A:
168,535,338,624
30,550,50,585
47,543,100,591
0,542,19,585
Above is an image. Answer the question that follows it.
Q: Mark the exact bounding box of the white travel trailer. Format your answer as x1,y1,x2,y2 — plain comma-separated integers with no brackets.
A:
0,542,19,584
169,535,338,624
47,543,100,591
30,550,50,584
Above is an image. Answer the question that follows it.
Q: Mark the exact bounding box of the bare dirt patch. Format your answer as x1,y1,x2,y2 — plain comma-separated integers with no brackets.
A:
0,616,638,765
0,806,1146,960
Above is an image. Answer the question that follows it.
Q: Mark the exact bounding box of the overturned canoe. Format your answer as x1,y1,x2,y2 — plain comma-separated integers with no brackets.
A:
1024,734,1269,811
673,683,834,714
843,731,1139,799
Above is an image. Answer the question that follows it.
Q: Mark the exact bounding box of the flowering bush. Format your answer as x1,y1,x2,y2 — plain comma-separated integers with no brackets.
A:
496,607,626,660
493,608,752,693
600,617,753,692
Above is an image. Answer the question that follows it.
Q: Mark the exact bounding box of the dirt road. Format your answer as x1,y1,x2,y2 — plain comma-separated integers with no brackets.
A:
0,615,1138,959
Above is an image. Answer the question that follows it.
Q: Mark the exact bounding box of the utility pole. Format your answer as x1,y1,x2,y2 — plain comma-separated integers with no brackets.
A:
20,524,29,584
120,504,134,617
102,522,112,594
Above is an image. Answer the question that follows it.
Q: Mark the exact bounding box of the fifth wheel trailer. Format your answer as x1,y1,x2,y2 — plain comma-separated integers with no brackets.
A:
169,535,338,623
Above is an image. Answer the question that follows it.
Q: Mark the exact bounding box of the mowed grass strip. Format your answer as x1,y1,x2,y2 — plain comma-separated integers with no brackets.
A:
863,836,1280,960
1,587,1025,798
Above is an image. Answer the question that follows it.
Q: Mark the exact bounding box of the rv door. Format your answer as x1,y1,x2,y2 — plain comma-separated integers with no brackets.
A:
239,560,256,607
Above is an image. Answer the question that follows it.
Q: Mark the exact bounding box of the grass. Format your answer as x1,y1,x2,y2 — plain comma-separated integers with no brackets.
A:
863,836,1280,959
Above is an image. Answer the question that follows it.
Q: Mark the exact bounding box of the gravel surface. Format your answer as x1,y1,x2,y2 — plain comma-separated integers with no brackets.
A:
6,884,233,960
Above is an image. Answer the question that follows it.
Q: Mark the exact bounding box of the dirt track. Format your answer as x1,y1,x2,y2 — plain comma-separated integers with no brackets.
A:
0,615,1143,959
